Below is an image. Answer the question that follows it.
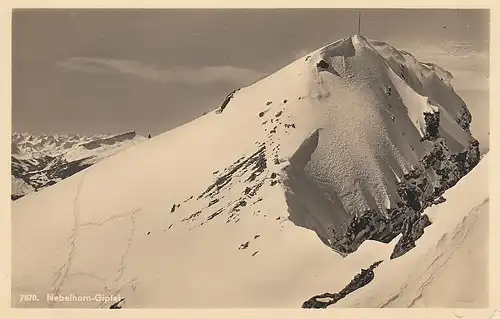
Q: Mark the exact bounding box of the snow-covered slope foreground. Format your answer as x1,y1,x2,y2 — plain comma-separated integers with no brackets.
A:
11,35,485,308
11,131,146,200
309,153,488,308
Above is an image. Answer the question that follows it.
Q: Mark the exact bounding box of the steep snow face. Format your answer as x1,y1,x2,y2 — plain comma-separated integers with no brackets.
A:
277,35,479,253
11,131,146,200
11,35,483,308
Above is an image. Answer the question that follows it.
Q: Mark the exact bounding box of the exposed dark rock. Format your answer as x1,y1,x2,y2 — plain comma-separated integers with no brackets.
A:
182,211,202,223
433,196,446,205
421,111,440,141
327,135,481,258
244,181,264,198
302,261,383,308
266,101,272,106
283,99,288,104
216,88,240,114
316,59,330,69
239,241,250,250
457,106,472,133
254,234,260,239
109,297,126,309
244,149,267,183
147,231,151,235
239,200,247,207
198,146,266,199
275,111,283,118
390,214,431,259
170,205,177,213
252,251,259,256
207,208,223,221
208,199,220,207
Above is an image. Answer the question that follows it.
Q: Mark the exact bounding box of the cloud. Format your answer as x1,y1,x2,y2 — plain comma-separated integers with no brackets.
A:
57,57,266,86
413,42,489,93
404,41,488,66
401,41,489,85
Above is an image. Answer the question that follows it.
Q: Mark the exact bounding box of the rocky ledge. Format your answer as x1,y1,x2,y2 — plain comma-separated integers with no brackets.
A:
329,133,480,259
302,261,383,308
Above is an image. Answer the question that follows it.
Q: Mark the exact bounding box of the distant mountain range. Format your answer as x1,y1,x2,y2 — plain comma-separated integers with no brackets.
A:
11,131,146,200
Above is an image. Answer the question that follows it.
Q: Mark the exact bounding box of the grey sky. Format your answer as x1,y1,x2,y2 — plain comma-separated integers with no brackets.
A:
12,9,489,136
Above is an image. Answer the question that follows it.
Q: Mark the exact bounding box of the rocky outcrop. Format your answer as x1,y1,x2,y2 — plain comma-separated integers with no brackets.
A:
328,134,481,258
109,297,126,309
302,261,383,308
457,106,472,133
216,88,241,114
198,145,266,200
421,111,440,141
390,214,431,259
81,131,137,150
316,59,330,69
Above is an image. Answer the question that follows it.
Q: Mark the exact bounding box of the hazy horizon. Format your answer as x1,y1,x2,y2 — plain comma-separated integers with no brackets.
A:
12,9,489,137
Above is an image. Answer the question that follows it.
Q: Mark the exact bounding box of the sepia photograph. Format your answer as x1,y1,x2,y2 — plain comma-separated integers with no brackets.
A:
10,8,489,309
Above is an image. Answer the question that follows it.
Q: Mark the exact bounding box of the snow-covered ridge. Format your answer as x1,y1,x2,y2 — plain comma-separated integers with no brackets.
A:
11,131,146,200
267,35,479,256
11,35,485,308
12,132,111,159
80,131,138,150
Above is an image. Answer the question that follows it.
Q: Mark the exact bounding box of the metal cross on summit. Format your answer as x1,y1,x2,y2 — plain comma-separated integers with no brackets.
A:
357,11,362,35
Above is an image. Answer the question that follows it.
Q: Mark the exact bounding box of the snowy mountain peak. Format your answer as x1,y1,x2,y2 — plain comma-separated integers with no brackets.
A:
12,37,483,308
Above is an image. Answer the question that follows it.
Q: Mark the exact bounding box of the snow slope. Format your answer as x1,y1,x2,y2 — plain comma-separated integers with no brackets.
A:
11,35,485,308
332,153,488,308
